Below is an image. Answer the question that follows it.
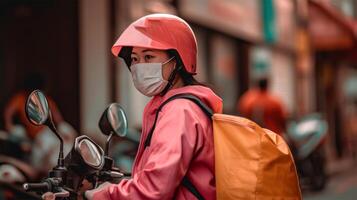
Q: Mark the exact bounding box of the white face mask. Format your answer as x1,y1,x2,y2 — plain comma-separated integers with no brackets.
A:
130,57,174,97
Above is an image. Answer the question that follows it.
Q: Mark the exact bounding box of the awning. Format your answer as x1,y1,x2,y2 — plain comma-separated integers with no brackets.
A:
308,0,357,51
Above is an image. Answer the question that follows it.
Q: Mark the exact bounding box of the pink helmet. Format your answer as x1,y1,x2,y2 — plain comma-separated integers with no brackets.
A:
111,14,198,74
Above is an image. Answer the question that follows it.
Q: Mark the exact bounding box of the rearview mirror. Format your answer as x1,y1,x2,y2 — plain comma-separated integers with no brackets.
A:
26,90,50,126
25,89,65,168
99,103,128,137
99,103,128,156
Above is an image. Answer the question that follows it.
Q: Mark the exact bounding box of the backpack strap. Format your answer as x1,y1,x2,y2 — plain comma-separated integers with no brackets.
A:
182,176,206,200
144,93,213,148
144,93,213,200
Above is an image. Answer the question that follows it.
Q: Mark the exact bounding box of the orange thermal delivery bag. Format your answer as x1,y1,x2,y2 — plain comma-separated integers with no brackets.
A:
213,114,301,199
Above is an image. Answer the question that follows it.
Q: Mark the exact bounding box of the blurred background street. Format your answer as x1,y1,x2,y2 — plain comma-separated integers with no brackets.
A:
0,0,357,199
304,158,357,200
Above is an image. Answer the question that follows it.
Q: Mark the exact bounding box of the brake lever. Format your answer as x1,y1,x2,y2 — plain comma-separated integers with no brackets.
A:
93,170,124,188
110,171,124,179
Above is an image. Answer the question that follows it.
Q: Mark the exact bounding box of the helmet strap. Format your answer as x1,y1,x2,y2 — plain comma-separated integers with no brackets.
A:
160,65,183,96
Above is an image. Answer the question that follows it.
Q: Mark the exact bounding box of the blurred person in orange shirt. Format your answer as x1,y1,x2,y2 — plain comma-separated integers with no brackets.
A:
4,73,63,141
237,77,287,135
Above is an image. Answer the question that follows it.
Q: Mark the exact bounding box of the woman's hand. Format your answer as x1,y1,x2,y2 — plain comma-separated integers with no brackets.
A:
84,182,112,200
42,192,55,200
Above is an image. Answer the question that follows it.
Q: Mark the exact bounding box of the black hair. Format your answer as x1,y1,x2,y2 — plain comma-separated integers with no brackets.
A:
166,49,203,86
257,77,269,91
119,46,133,67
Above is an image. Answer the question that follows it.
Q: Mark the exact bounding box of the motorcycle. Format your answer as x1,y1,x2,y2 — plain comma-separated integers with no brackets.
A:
22,90,129,199
286,113,328,191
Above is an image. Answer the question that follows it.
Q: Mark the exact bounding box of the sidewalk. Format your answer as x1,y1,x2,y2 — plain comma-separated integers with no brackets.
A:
326,156,356,177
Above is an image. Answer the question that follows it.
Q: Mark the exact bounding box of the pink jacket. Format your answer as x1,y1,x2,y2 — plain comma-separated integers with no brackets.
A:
92,85,223,199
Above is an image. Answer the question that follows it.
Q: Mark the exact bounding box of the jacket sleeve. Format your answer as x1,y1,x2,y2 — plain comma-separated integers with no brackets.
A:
92,100,204,199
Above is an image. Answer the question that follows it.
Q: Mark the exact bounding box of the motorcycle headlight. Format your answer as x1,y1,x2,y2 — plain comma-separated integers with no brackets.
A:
65,135,104,174
77,138,104,169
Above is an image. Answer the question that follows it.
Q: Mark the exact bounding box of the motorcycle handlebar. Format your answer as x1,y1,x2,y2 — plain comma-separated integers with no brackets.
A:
23,182,50,192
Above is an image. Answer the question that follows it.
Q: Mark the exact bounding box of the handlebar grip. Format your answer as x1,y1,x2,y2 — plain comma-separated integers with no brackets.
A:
23,182,50,192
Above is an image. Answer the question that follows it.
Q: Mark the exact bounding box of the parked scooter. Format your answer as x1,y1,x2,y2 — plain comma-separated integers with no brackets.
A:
0,125,31,161
0,125,41,200
22,90,128,199
286,113,328,191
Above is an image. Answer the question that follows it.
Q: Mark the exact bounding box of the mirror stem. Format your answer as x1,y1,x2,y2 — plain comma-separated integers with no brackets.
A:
49,118,64,167
105,132,114,156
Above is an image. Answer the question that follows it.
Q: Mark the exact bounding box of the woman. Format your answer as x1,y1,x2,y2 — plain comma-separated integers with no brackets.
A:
44,13,222,200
